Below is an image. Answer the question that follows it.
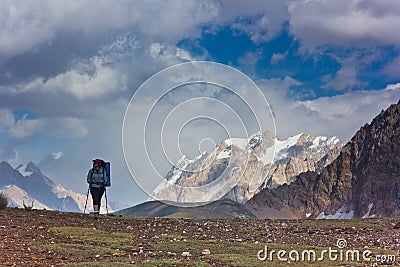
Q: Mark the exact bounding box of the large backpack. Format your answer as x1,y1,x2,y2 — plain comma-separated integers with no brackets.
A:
104,161,111,187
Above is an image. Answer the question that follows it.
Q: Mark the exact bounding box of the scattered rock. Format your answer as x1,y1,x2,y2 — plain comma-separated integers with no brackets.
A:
202,249,211,255
181,251,191,257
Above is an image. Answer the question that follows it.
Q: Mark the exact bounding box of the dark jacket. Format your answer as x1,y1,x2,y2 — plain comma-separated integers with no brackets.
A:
87,167,106,188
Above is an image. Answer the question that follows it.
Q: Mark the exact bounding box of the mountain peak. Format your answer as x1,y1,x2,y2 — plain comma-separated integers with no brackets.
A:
0,161,14,173
25,161,41,174
15,161,41,177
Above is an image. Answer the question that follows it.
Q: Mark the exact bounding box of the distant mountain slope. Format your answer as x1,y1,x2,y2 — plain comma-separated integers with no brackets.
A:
246,100,400,219
0,161,122,213
115,198,256,219
152,131,342,204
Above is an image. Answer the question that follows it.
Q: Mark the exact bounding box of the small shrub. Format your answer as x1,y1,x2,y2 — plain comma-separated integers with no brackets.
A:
0,193,8,210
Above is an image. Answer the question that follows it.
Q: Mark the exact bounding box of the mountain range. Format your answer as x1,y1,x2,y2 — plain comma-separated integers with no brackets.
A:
120,100,400,219
151,131,342,204
0,161,124,213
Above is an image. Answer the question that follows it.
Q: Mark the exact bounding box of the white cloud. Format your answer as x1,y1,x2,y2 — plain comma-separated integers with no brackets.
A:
0,0,220,59
6,150,22,166
258,78,400,141
0,109,15,131
9,115,88,139
238,52,261,66
175,48,193,61
270,52,288,64
52,151,64,160
288,0,400,49
217,0,290,42
7,56,127,101
323,57,365,91
385,83,400,90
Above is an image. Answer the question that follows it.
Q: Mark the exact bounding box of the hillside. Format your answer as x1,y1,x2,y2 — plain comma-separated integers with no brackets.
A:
116,198,256,219
0,208,399,266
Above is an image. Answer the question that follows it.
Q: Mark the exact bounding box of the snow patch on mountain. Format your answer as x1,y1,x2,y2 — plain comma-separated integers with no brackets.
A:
362,203,376,218
224,138,248,150
216,149,231,159
16,164,33,177
316,205,355,219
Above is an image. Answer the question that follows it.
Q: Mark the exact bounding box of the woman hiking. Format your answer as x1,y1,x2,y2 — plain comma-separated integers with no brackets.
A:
87,159,107,219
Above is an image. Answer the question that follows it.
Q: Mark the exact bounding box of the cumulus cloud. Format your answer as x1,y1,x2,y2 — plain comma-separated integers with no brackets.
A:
259,78,400,141
5,56,127,101
270,52,288,64
8,115,88,139
322,55,366,91
52,151,64,160
0,109,15,131
386,83,400,90
217,0,290,42
0,0,220,59
149,43,195,62
288,0,400,49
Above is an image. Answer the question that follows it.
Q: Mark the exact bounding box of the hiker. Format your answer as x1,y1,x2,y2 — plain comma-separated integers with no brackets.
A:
87,159,107,219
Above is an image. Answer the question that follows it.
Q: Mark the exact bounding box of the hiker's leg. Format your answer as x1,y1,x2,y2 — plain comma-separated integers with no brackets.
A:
90,187,100,218
98,187,105,211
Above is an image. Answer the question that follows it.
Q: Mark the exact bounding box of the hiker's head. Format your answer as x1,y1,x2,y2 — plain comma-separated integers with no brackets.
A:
93,159,103,169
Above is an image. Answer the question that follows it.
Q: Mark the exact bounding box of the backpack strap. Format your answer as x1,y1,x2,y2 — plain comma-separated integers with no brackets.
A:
89,169,94,185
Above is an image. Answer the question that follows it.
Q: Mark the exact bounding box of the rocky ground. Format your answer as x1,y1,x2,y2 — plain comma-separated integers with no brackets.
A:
1,208,400,266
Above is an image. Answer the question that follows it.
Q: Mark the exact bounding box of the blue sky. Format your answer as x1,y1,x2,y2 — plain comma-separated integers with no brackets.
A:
1,0,400,206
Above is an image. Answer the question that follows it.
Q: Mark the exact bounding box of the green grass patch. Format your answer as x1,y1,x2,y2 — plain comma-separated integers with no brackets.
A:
34,243,115,257
49,226,134,244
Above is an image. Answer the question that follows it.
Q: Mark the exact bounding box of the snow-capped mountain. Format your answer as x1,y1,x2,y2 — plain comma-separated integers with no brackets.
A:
0,161,119,213
151,130,343,204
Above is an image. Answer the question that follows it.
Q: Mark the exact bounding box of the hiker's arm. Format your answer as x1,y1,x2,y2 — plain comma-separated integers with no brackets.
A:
87,170,92,184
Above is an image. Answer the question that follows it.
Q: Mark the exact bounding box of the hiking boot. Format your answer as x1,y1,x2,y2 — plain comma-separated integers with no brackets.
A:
94,212,99,220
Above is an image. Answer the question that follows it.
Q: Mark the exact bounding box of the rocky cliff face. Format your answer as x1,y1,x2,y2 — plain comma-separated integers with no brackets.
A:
246,100,400,219
151,130,342,204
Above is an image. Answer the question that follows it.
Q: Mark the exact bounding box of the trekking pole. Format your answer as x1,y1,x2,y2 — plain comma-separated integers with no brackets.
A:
104,187,109,216
83,187,90,216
